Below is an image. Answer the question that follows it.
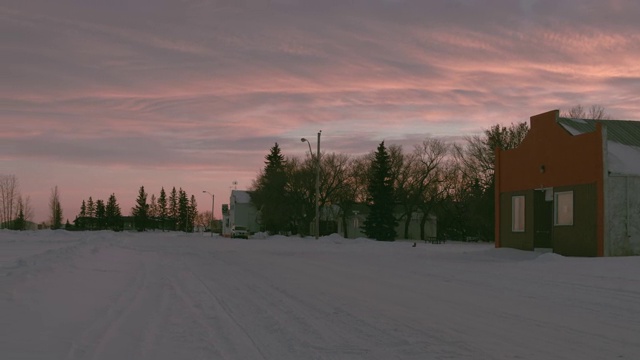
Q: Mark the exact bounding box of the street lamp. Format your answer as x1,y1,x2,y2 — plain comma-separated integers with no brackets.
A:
301,130,321,239
203,191,214,237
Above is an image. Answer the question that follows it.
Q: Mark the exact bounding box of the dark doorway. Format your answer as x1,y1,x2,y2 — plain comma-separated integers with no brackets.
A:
534,189,553,248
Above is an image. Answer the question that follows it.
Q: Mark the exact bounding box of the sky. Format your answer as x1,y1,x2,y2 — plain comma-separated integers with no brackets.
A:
2,0,640,223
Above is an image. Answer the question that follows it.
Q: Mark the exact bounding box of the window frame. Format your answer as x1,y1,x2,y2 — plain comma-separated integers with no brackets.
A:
554,191,574,226
511,195,525,232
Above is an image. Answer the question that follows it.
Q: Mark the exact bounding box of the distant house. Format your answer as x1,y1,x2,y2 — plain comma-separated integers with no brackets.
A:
224,190,260,236
495,110,640,256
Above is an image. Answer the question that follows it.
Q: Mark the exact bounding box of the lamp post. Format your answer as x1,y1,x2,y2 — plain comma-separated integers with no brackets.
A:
301,130,321,239
203,191,214,237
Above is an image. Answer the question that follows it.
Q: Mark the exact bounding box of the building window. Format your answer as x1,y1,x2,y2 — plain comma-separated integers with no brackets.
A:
555,191,574,226
512,195,525,232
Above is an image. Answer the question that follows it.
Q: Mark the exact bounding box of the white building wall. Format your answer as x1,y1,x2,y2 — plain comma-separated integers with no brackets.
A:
229,191,260,234
222,210,231,236
606,176,640,256
338,214,367,239
235,203,260,233
400,213,437,240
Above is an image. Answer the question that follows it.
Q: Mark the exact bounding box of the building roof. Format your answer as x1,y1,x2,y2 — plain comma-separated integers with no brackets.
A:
231,190,253,204
558,118,640,146
557,117,640,176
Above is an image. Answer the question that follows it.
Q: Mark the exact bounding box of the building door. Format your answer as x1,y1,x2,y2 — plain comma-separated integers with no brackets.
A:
534,189,553,248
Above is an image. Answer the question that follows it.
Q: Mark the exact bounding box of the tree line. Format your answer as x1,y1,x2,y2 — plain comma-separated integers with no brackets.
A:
73,186,204,232
0,178,208,233
250,122,528,241
251,105,611,241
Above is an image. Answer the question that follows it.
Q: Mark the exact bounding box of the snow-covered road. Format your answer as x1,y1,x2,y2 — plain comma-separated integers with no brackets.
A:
1,230,639,359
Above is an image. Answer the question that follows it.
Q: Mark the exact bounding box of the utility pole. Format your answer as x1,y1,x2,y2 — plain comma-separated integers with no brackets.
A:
301,130,322,239
315,130,321,240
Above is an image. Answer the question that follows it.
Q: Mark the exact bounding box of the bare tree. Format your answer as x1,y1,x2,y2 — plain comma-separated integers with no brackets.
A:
0,174,19,228
393,150,419,239
387,144,405,190
319,152,352,230
454,122,529,191
453,136,493,191
50,186,63,229
412,138,449,240
449,122,529,240
23,195,34,223
283,152,356,236
564,104,586,119
562,104,611,120
349,156,371,204
588,105,611,120
283,156,314,234
332,155,369,238
196,211,212,231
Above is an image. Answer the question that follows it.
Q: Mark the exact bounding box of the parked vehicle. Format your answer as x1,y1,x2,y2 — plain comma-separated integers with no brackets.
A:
231,225,249,239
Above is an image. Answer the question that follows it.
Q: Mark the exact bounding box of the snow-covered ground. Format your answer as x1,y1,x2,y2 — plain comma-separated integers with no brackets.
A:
1,230,639,359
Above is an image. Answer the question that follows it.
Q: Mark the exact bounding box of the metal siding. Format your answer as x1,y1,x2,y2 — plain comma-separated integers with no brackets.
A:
606,176,640,256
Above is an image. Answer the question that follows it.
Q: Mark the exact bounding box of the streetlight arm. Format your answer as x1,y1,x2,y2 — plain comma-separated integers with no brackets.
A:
301,138,313,157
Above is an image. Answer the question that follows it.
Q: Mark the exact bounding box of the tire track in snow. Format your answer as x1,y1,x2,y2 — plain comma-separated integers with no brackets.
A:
191,249,467,359
184,251,337,357
171,258,269,360
64,250,164,360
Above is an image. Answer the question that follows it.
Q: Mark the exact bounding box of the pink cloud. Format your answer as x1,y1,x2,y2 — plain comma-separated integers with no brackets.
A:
4,0,640,221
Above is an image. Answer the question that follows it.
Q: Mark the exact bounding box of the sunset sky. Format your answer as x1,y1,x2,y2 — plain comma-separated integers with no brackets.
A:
2,0,640,223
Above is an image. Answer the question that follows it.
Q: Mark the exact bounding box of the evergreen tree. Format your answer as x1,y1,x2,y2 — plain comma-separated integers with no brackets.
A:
87,197,95,218
105,193,122,231
80,200,87,218
251,143,288,234
147,193,158,230
363,141,397,241
74,199,88,229
13,207,26,231
12,196,27,230
177,188,189,232
132,186,149,231
189,194,198,233
148,194,157,217
95,199,106,230
73,215,82,230
169,187,178,230
158,187,168,231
